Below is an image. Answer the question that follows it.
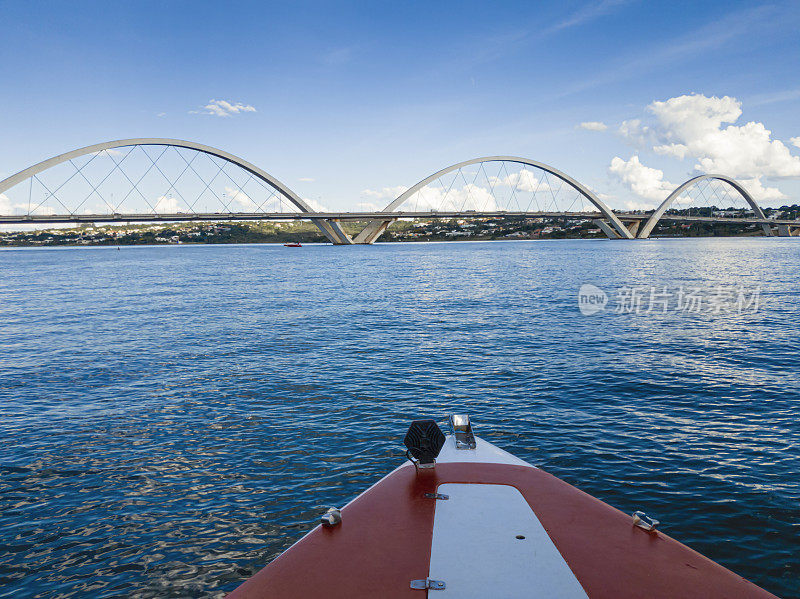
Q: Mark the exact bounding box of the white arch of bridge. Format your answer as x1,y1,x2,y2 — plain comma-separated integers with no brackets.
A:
353,156,634,243
0,138,351,244
637,174,773,239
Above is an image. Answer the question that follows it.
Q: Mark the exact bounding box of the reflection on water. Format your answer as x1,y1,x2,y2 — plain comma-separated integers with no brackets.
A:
0,239,798,597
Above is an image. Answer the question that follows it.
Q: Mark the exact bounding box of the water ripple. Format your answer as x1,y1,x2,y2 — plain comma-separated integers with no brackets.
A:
0,239,798,597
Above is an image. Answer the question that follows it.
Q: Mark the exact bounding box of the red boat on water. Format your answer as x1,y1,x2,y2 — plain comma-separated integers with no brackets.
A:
283,242,302,247
226,415,778,599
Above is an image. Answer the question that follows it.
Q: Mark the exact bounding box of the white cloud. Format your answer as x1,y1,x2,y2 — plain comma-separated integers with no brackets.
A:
356,201,380,211
791,137,800,149
577,121,608,131
224,187,257,210
489,168,551,193
364,183,506,212
362,168,599,212
302,197,328,212
364,184,498,211
0,192,56,216
614,93,800,207
360,186,408,200
153,196,181,213
221,186,304,212
737,178,787,203
620,199,658,211
642,93,800,179
608,156,675,204
618,119,655,148
595,191,614,203
0,193,12,213
609,155,786,207
191,99,257,117
298,177,315,182
652,142,688,160
407,184,499,211
157,112,166,118
0,192,57,230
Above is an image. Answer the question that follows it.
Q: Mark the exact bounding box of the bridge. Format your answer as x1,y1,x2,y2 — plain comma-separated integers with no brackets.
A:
1,138,798,244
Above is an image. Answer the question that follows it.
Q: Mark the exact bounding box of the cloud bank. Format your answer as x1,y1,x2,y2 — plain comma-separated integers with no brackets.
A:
610,93,799,203
609,156,675,204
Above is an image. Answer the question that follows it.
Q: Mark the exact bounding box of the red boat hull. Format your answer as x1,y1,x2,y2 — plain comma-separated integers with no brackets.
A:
227,437,777,598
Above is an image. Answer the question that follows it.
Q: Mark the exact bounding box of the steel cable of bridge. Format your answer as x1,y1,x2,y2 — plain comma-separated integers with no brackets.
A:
1,145,795,240
637,174,773,239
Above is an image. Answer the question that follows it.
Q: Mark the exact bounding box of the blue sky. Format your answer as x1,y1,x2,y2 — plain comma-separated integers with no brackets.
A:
1,0,799,210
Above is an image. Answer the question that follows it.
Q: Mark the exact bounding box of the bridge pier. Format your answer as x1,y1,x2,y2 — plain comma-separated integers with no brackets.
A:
624,220,641,237
593,219,623,239
354,218,396,244
310,218,353,244
324,219,353,244
776,224,799,237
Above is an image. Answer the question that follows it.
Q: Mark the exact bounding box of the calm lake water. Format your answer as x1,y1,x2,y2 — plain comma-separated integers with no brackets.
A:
0,239,798,598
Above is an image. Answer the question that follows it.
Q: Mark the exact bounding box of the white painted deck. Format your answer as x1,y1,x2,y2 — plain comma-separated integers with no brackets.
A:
428,483,589,598
436,434,532,467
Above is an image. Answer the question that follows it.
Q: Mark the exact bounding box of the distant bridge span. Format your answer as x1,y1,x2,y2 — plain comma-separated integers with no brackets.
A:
1,139,798,241
0,138,352,245
638,174,774,239
2,210,797,227
354,156,634,243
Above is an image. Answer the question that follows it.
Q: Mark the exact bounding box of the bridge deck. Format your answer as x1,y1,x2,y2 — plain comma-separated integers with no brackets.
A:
2,211,799,227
